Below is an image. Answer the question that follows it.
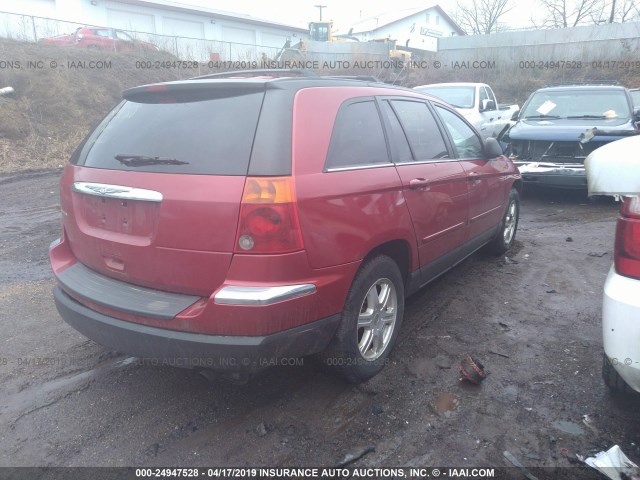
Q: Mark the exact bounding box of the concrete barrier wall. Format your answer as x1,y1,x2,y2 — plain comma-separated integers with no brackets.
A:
437,21,640,66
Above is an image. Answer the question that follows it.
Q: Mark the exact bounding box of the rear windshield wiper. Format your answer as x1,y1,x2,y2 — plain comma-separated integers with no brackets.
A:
523,115,562,119
114,154,189,167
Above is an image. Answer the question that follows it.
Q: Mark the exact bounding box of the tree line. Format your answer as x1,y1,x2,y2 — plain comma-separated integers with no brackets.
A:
455,0,639,34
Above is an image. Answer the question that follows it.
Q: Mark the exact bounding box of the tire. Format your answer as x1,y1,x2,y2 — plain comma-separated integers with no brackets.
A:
320,255,404,383
489,188,520,255
602,354,635,395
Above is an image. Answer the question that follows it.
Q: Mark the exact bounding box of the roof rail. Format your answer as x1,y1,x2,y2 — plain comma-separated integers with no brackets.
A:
190,69,317,80
323,75,383,83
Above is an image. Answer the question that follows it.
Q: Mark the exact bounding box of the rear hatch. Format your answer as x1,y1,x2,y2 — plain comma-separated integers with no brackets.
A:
61,81,270,296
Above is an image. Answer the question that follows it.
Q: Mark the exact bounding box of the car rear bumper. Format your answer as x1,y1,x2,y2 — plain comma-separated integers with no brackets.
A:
603,266,640,393
54,285,340,372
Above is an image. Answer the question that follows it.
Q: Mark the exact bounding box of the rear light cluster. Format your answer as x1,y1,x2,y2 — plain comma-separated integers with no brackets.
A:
234,177,304,254
614,196,640,280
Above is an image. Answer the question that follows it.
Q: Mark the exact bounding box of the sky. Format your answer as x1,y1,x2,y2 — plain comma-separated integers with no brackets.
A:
173,0,538,31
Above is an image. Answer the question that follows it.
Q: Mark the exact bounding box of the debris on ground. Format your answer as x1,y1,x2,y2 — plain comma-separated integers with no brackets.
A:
503,450,538,480
583,445,640,480
587,252,608,257
566,237,573,242
255,422,268,437
459,355,487,384
336,446,375,467
582,414,598,433
566,452,582,464
488,350,510,358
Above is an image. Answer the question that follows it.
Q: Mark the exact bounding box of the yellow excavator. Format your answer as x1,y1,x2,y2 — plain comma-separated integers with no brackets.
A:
309,21,335,42
274,21,410,78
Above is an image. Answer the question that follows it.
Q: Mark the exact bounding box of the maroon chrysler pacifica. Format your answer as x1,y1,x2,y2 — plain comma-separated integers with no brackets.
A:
49,71,521,382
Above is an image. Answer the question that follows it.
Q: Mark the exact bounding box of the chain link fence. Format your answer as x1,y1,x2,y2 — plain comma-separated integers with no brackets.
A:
0,10,284,61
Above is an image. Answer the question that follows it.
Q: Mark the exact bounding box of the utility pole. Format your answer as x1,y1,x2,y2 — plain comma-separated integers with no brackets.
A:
315,4,327,21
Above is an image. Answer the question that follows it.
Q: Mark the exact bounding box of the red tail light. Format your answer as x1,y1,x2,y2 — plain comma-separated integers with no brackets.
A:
614,196,640,280
234,177,304,254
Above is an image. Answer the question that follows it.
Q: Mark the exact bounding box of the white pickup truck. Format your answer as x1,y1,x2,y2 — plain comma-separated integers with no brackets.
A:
414,82,519,139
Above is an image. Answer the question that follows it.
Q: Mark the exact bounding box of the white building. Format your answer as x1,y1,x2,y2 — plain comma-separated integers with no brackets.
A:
339,5,464,52
0,0,308,60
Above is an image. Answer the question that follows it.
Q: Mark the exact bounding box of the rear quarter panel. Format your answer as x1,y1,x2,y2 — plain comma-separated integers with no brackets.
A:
292,87,419,271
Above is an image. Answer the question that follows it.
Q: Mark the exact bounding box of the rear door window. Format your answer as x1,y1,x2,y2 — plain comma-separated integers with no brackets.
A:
390,100,449,161
75,90,265,175
325,100,390,169
379,101,413,163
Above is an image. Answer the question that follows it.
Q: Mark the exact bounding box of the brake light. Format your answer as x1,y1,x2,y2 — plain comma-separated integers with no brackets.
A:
235,177,304,254
614,196,640,280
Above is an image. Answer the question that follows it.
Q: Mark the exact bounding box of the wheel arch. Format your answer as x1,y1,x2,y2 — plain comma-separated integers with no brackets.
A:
362,239,413,288
512,178,523,194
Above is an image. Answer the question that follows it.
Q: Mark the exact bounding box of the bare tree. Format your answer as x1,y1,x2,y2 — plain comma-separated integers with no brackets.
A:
455,0,513,34
536,0,607,27
604,0,638,22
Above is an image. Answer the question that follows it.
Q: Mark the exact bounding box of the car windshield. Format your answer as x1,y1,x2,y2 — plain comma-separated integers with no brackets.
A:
521,90,631,120
415,86,475,109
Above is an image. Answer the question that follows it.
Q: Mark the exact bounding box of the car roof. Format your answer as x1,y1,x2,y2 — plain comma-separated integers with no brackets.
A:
414,82,486,88
124,74,422,98
534,85,627,92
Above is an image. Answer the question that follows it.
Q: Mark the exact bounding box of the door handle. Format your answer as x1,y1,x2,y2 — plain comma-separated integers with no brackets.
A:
467,172,481,183
409,178,430,189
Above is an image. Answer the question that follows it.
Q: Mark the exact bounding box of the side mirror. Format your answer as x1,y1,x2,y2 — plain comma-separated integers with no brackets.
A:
511,110,519,121
480,99,496,112
484,137,503,159
634,108,640,122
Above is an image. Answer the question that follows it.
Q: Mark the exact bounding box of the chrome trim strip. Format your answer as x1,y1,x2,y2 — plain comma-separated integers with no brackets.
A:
394,158,453,166
325,163,393,173
214,284,316,306
72,182,163,202
422,222,465,243
470,205,503,223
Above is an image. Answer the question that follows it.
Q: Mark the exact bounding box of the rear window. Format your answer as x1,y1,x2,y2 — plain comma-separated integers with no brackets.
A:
75,90,265,175
325,100,389,169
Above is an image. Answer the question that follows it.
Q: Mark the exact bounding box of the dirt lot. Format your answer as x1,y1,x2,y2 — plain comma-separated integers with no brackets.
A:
1,169,639,475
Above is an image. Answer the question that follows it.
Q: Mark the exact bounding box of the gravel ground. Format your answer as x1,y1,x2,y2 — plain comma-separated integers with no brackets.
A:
1,170,638,476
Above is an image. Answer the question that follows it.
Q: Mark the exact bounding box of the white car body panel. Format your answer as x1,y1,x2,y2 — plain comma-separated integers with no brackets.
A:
585,135,640,196
603,266,640,393
413,82,519,139
586,137,640,393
